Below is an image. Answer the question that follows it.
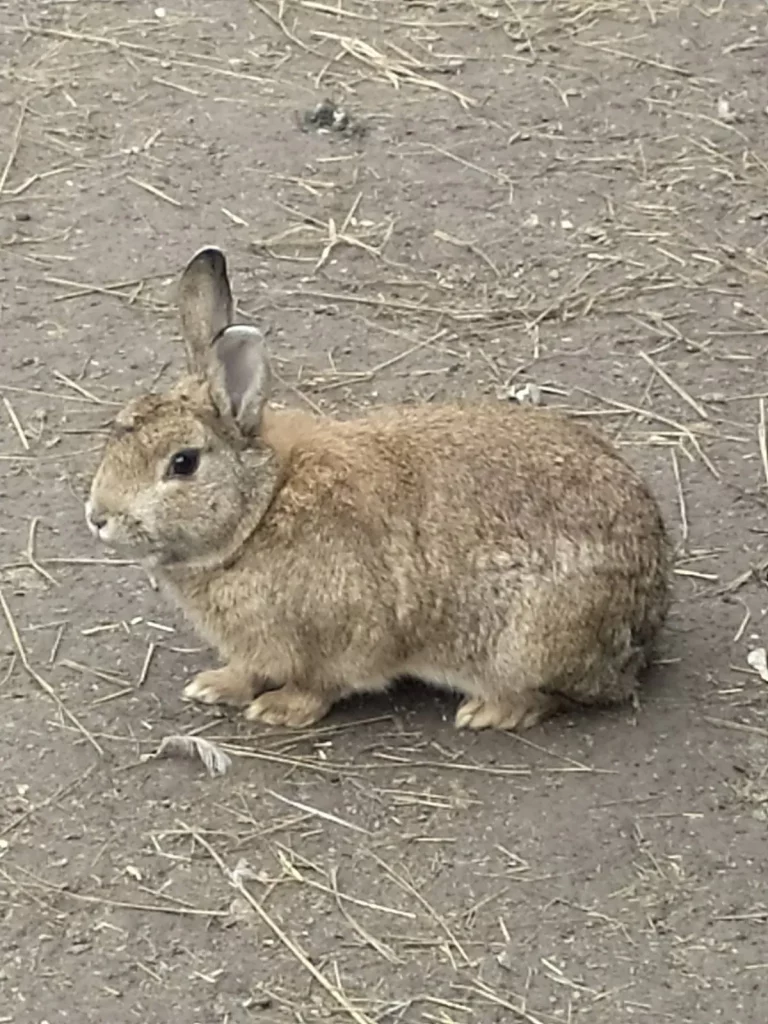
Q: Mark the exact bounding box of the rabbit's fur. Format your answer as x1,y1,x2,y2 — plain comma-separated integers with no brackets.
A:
86,247,670,731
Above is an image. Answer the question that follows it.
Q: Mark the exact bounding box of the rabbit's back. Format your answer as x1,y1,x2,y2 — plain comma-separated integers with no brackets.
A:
265,402,665,562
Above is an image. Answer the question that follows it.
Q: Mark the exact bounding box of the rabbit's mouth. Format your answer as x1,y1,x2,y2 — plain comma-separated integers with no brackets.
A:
85,499,156,557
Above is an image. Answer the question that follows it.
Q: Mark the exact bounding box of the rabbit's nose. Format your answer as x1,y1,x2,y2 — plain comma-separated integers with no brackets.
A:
85,499,108,534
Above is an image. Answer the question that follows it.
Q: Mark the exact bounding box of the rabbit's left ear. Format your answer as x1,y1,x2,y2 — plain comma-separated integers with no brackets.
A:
206,325,271,434
178,246,233,373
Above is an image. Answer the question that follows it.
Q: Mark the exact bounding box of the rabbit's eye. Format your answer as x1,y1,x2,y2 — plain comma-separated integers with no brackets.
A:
167,448,200,478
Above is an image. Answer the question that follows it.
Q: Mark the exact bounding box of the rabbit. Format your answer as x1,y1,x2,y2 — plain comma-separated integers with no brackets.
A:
85,245,670,732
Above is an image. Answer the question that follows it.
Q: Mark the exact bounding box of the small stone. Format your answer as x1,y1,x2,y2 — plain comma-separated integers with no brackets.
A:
717,96,736,122
505,382,542,406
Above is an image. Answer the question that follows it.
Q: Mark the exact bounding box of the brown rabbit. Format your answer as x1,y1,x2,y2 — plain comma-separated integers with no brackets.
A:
86,246,670,731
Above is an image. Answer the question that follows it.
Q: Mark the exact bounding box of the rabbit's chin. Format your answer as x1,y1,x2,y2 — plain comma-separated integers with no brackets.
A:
141,540,225,571
97,531,170,567
139,543,194,569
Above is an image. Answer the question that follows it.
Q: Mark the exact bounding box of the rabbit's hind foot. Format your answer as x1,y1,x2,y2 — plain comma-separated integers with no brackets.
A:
454,691,564,732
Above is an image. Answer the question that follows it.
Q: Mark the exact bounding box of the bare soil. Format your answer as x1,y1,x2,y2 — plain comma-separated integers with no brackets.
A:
2,1,768,1022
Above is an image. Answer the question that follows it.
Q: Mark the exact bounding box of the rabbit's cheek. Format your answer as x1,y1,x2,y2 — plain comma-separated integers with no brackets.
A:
131,491,162,536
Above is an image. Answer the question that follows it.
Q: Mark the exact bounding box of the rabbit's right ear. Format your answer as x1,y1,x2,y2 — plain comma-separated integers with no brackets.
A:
178,247,234,373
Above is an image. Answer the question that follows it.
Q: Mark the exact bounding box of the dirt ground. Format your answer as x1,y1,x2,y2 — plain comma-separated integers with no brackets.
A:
1,0,768,1021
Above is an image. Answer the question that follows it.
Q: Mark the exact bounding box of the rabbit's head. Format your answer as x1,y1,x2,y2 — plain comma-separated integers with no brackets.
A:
86,248,279,566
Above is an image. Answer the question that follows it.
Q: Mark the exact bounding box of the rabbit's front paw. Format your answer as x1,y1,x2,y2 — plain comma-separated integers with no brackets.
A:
184,666,254,707
244,687,331,728
455,692,561,732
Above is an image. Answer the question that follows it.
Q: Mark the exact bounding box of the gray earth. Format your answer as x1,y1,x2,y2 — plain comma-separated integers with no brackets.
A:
1,1,768,1022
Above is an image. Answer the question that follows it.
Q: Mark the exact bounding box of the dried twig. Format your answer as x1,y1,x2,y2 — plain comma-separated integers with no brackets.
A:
127,175,183,207
670,449,689,545
266,788,372,835
702,715,768,739
3,397,29,450
639,350,708,420
0,99,27,194
0,587,103,756
183,827,378,1024
758,398,768,490
366,848,470,964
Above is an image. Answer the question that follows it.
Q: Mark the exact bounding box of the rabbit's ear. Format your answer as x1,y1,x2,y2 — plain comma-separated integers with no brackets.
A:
178,247,233,373
208,325,271,434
